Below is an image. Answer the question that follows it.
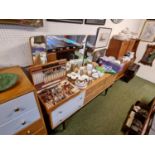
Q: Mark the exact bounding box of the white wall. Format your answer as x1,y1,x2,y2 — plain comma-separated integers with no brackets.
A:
0,19,144,68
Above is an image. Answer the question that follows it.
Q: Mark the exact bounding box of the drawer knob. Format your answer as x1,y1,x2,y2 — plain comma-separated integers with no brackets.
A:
14,108,20,112
27,130,31,135
21,121,26,126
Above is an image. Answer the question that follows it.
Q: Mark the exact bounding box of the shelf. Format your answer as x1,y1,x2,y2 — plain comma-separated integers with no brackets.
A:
141,99,155,135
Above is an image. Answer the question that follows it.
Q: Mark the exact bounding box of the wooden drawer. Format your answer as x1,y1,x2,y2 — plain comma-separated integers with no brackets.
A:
51,92,85,129
0,108,40,135
0,92,38,126
84,76,114,105
34,127,47,135
86,78,107,95
84,85,107,104
16,119,44,135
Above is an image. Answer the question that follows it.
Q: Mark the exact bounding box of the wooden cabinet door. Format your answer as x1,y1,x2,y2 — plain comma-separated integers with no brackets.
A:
106,38,130,59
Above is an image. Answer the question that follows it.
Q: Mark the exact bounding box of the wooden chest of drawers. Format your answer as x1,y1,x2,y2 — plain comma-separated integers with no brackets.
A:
0,66,47,135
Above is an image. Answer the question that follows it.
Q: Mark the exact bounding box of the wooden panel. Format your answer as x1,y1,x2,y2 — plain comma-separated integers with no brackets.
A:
47,53,57,62
16,119,45,135
84,74,115,105
118,40,130,59
0,66,35,104
34,127,47,135
106,38,130,59
127,39,137,51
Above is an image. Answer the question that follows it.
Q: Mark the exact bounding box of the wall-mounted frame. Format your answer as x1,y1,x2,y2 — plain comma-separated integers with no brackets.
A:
85,19,106,25
140,20,155,42
0,19,43,27
95,27,112,48
111,19,123,24
46,19,83,24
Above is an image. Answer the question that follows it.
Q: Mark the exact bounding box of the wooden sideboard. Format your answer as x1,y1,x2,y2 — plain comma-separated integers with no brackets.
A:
47,73,116,130
0,66,47,135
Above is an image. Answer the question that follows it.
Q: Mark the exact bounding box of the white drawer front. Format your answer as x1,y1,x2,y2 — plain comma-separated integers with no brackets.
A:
0,92,38,125
51,92,85,128
0,108,40,135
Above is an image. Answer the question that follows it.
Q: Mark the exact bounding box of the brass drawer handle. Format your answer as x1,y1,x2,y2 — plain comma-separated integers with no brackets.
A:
27,130,31,135
14,108,20,112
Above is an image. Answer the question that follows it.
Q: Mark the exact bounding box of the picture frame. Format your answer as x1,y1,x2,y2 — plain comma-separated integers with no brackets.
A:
111,19,123,24
140,20,155,42
85,19,106,25
95,27,112,48
0,19,43,27
46,19,83,24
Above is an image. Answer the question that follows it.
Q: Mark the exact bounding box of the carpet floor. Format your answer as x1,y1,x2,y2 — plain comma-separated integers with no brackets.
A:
54,76,155,135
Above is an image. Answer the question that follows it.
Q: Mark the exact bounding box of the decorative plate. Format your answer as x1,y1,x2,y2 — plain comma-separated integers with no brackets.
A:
111,19,123,24
0,73,19,92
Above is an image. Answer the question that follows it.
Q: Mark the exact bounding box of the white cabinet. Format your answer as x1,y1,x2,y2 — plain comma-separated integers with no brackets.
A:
51,92,85,129
0,92,41,135
0,66,47,135
0,92,38,126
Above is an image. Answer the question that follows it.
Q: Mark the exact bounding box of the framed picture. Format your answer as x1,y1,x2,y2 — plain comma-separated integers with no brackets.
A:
0,19,43,27
46,19,83,24
95,27,112,48
85,19,106,25
140,20,155,42
111,19,123,24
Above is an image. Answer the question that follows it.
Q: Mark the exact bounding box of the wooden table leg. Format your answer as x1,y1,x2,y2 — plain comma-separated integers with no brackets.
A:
62,121,66,130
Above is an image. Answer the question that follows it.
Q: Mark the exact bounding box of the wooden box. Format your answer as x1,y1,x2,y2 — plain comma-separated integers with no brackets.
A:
28,60,81,129
29,59,80,112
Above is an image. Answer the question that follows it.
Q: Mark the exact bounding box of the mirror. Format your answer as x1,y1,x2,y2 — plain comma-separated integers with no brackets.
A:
29,35,47,65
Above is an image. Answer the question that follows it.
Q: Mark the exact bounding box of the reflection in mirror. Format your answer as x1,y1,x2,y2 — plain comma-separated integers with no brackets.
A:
29,35,87,65
85,35,97,49
30,35,47,65
46,35,86,60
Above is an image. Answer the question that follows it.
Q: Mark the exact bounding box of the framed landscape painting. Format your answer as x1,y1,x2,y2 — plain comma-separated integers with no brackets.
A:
140,20,155,42
95,27,112,48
